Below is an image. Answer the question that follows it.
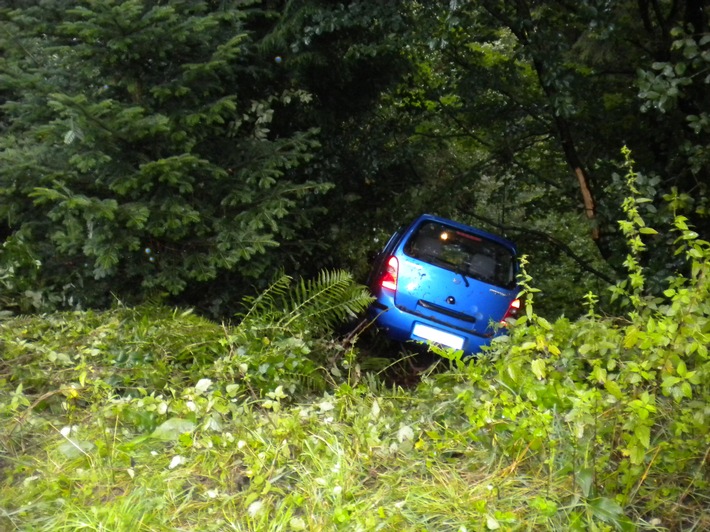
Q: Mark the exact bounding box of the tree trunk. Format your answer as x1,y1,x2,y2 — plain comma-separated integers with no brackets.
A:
554,115,600,240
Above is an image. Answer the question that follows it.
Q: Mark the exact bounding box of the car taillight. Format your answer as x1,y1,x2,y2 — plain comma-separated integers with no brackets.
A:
500,298,522,325
380,256,399,290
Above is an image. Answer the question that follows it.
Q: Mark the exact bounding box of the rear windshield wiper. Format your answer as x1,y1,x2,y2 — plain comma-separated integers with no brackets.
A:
416,253,471,286
436,257,471,287
455,266,470,287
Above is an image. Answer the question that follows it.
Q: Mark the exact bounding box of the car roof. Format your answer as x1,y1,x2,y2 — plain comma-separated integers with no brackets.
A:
411,214,518,254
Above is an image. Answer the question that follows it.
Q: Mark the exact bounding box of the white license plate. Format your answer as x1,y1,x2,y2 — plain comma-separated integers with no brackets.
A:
411,323,464,350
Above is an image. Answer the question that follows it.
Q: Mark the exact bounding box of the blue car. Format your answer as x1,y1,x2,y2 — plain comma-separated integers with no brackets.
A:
368,214,521,356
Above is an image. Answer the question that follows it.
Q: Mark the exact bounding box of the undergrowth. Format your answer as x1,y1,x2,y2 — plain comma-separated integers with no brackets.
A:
1,160,709,530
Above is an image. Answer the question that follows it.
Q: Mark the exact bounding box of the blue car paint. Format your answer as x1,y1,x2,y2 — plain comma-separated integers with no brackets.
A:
368,214,519,356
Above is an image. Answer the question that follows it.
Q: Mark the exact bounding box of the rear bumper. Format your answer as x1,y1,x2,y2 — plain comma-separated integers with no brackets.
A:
368,293,494,355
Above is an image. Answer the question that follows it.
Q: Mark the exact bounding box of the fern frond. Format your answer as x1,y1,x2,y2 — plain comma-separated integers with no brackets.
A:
289,369,327,394
279,269,373,334
238,274,293,323
236,269,371,338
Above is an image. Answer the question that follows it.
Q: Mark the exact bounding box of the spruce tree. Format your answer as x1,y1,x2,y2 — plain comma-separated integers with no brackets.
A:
0,0,328,312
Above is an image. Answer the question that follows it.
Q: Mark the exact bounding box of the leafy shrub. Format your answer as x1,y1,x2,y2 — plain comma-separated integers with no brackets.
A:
426,151,710,529
1,192,709,530
206,269,373,400
0,269,370,443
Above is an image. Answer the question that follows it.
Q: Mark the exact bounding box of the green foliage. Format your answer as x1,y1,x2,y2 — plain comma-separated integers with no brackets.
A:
1,0,710,524
0,267,369,430
291,0,708,318
3,0,708,319
0,0,328,313
1,198,710,530
421,159,710,529
0,269,378,530
638,26,710,189
208,269,373,400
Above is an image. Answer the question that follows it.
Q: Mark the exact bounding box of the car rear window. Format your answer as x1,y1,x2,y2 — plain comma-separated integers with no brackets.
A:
404,221,516,288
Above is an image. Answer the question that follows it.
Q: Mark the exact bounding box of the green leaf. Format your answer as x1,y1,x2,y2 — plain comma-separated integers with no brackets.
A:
623,327,640,348
662,376,681,390
289,517,307,531
627,444,646,465
531,358,547,380
576,467,594,498
591,365,607,384
151,418,196,441
537,317,552,330
529,497,558,517
680,381,692,399
604,380,623,400
58,439,95,459
486,515,500,530
634,424,651,449
588,497,624,523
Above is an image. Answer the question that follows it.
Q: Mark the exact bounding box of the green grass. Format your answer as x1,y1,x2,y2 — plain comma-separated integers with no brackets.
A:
0,383,566,531
1,295,709,531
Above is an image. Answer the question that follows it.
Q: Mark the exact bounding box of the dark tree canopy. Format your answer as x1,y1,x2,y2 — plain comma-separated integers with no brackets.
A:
1,0,329,312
